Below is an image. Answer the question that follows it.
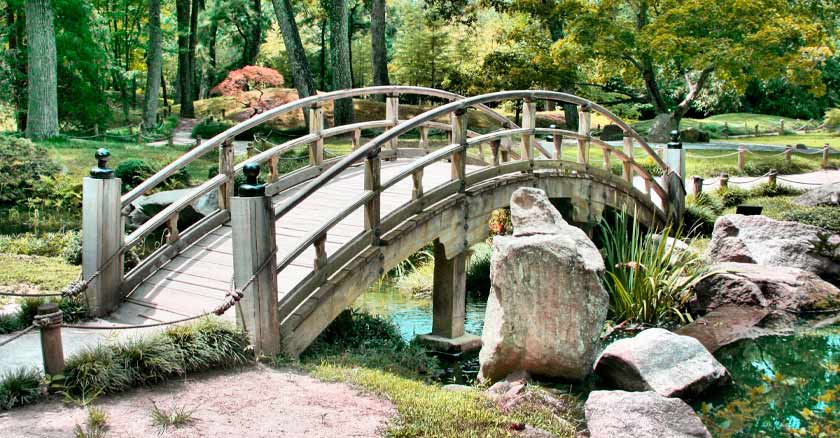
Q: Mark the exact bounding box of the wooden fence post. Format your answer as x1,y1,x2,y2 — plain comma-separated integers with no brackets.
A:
82,149,124,316
577,105,591,164
738,146,747,172
779,119,785,135
785,145,793,164
246,142,255,158
309,104,324,166
822,144,831,168
720,173,729,189
768,169,777,187
231,164,281,357
38,303,64,377
692,176,704,196
218,139,234,211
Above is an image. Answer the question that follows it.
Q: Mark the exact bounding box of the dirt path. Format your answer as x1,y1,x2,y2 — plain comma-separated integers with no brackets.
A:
0,366,394,438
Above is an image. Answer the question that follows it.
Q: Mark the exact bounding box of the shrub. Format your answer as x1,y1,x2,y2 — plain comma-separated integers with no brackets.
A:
683,202,718,237
0,136,62,207
716,187,750,207
191,118,233,139
743,159,811,176
782,207,840,233
0,231,81,259
113,337,185,386
64,344,133,397
598,213,711,325
115,159,155,192
636,157,665,177
466,243,491,297
749,182,804,198
0,368,43,410
27,174,83,211
825,108,840,131
62,231,83,265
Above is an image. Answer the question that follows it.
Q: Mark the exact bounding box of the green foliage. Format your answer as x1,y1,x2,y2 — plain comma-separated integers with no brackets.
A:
598,214,709,325
825,108,840,131
74,406,108,438
0,136,62,206
150,401,195,433
466,242,491,297
64,318,251,398
0,253,81,295
750,182,804,198
114,159,190,192
27,175,83,211
191,118,233,139
782,208,840,233
0,368,43,410
683,202,718,237
0,231,81,259
715,187,750,208
0,296,86,335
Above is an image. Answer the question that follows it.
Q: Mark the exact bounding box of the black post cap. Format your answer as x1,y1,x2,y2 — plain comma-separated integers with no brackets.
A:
238,162,266,197
90,148,114,179
667,130,682,149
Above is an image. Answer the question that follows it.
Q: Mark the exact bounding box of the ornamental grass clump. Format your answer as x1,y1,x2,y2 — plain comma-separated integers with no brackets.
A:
598,214,712,325
0,367,43,410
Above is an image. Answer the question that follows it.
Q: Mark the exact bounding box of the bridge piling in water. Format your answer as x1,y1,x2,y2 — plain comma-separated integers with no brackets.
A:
82,149,124,316
231,164,281,356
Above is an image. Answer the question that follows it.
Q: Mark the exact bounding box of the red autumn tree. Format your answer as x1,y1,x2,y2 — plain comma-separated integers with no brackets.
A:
211,66,285,118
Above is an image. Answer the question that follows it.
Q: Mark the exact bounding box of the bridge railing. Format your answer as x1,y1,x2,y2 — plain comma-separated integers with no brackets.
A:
118,86,520,295
269,90,678,339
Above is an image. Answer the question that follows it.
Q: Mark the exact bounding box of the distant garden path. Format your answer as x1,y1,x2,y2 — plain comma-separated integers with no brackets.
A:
0,366,394,438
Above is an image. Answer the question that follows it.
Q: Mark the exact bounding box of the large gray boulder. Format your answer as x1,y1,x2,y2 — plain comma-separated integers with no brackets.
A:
479,188,608,382
585,391,711,438
794,181,840,207
594,328,730,398
692,262,840,313
126,188,218,231
706,214,840,276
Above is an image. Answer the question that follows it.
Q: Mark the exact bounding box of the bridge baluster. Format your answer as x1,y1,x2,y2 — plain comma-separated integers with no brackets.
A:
166,213,180,244
419,126,429,153
577,105,591,164
490,139,501,167
551,124,562,160
385,94,400,152
314,234,328,270
521,99,536,163
603,147,611,171
364,154,381,246
622,135,634,184
309,104,324,166
268,156,279,183
351,128,361,151
218,139,234,212
412,169,424,200
451,109,468,186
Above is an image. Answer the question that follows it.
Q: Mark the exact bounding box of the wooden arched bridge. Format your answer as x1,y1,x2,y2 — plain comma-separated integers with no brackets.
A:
82,87,685,356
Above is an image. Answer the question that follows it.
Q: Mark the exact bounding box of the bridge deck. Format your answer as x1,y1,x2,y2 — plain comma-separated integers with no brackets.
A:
109,160,471,325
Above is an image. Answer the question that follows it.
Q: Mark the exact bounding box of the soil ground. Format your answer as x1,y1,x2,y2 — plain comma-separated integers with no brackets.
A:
0,365,395,438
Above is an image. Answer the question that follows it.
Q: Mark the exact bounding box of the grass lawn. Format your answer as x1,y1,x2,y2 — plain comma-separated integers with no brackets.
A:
720,132,840,148
633,113,819,138
0,254,79,298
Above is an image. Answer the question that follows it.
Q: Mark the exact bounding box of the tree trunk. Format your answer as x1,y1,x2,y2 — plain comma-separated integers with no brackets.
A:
562,103,578,131
270,0,316,100
648,113,678,143
243,0,261,66
176,0,194,117
162,69,169,107
189,0,201,102
7,5,28,131
329,0,354,125
142,0,162,132
25,0,59,139
319,19,327,90
370,0,389,92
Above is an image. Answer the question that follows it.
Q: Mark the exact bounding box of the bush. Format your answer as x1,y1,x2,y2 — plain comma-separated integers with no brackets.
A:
683,202,718,237
0,368,43,410
743,159,811,176
0,231,81,259
0,136,62,207
716,187,750,207
115,159,191,192
825,108,840,131
191,118,233,139
598,214,710,325
782,207,840,233
27,174,83,211
466,243,491,297
0,296,87,335
636,157,665,177
750,182,804,198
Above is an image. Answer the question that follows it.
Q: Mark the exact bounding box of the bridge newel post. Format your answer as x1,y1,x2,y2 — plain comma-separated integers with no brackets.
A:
309,104,324,166
622,135,634,184
364,153,381,246
218,139,235,211
385,94,400,152
577,104,591,164
665,130,686,181
231,163,281,357
82,148,124,316
521,99,536,163
451,109,468,185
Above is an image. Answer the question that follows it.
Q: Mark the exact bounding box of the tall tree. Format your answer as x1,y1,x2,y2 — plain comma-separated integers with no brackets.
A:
370,0,389,90
25,0,59,139
329,0,354,124
176,0,195,117
557,0,833,141
142,0,162,132
188,0,201,101
270,0,316,99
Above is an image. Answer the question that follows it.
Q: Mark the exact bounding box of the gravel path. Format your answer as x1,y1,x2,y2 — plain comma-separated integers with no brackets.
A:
0,366,394,438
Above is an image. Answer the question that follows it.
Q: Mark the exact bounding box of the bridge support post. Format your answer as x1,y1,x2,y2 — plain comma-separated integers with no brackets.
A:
418,240,481,353
385,95,400,152
622,135,634,184
309,104,324,166
82,149,124,317
664,131,686,222
231,164,281,357
577,105,591,164
521,99,536,163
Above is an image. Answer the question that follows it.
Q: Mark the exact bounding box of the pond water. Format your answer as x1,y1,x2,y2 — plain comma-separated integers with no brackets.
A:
354,284,840,436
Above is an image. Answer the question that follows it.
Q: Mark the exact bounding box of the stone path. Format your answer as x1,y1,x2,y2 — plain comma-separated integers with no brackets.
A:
0,366,394,438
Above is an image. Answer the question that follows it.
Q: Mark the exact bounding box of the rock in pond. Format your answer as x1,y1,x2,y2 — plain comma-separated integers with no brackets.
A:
479,187,608,382
594,328,730,398
692,262,840,313
585,390,711,438
705,214,840,276
675,305,772,353
794,181,840,207
126,187,218,231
